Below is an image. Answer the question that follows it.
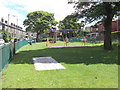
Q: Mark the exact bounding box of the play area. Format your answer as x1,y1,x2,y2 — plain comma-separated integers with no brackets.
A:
45,29,103,48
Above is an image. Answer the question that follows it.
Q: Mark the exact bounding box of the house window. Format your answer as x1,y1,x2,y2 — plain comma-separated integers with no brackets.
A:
5,21,7,24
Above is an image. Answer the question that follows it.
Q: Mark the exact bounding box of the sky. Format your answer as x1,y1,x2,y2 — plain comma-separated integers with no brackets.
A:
0,0,75,30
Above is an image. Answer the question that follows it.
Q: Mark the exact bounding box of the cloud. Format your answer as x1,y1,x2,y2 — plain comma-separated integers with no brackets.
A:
16,0,75,21
0,0,75,30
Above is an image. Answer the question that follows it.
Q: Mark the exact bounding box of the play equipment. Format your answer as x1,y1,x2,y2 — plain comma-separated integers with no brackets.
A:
46,29,103,47
65,37,69,46
46,38,49,47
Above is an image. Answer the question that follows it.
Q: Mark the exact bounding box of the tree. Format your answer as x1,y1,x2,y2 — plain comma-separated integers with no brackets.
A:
74,2,120,50
59,14,81,29
1,30,11,43
23,11,57,41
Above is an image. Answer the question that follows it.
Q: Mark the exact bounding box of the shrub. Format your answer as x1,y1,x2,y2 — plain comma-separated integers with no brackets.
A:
111,31,120,42
1,29,11,43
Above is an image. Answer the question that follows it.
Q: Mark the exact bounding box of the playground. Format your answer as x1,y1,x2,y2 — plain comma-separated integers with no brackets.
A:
45,29,103,48
0,0,119,89
2,41,118,88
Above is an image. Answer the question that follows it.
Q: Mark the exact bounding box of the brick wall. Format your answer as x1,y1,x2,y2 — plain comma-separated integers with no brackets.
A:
98,20,120,34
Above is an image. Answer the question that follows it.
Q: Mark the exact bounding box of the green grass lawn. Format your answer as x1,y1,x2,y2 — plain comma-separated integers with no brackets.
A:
48,41,103,47
2,41,118,88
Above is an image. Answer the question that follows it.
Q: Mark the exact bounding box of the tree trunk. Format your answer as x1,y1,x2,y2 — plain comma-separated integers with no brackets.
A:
103,18,112,50
36,33,39,42
39,33,43,42
36,33,43,42
103,3,113,50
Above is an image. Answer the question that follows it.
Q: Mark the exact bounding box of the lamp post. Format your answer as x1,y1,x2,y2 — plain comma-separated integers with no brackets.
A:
8,14,18,26
8,14,18,38
8,14,10,25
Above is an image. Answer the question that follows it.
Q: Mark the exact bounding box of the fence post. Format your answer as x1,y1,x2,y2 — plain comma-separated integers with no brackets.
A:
13,39,17,55
13,42,15,55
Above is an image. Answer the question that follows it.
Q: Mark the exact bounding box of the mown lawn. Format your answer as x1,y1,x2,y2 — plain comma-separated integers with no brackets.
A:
2,41,118,88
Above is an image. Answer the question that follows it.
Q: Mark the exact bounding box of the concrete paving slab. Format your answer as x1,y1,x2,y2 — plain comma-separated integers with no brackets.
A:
33,57,66,71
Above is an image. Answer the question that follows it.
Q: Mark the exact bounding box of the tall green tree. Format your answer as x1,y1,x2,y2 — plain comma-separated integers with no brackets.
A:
74,2,120,50
23,11,57,41
59,15,81,29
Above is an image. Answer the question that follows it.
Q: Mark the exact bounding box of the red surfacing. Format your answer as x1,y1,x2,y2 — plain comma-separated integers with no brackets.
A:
48,45,92,48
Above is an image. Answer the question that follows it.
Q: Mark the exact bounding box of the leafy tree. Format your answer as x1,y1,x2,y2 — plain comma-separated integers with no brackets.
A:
23,11,57,41
1,30,11,43
74,2,120,50
59,15,81,29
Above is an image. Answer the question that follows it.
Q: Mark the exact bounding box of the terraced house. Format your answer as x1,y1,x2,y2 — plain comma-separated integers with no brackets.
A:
0,18,36,40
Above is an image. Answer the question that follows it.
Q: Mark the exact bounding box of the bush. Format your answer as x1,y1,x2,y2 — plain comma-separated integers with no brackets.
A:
1,30,11,43
111,31,120,42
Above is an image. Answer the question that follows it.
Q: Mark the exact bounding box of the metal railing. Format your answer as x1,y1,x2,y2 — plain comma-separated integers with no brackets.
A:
0,44,11,72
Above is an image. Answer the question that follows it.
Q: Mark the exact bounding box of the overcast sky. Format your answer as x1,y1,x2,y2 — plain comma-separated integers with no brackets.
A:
0,0,75,30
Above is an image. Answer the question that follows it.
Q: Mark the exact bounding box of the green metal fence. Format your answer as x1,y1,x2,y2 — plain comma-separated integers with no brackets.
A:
0,40,35,72
68,36,103,43
0,45,3,72
0,44,11,72
69,37,83,42
15,40,28,51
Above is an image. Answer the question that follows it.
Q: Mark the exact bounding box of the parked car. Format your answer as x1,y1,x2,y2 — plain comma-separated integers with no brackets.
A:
0,39,5,44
